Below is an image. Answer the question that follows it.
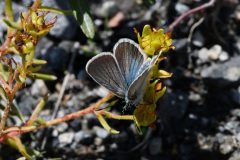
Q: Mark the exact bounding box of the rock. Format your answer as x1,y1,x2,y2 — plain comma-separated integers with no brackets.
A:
198,48,209,63
219,51,229,62
207,45,222,61
98,1,119,18
224,121,240,133
58,41,74,53
93,126,109,139
149,137,162,155
229,150,240,160
42,46,70,73
74,130,94,145
58,132,74,145
158,91,188,123
230,86,240,105
94,137,103,146
192,31,205,47
42,0,77,40
31,80,48,97
201,56,240,86
56,122,68,132
175,2,190,14
35,37,54,57
219,136,234,154
92,86,110,98
198,44,229,63
17,90,38,115
231,108,240,117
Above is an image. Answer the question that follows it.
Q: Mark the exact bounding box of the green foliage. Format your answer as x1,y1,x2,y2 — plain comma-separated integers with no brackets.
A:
69,0,95,39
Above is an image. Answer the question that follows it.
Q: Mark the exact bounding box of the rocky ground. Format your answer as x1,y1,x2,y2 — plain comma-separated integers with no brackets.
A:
0,0,240,159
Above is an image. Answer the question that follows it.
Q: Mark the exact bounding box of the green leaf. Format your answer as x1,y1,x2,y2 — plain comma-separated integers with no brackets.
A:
2,18,23,30
69,0,95,39
27,96,48,125
6,137,32,160
28,73,57,81
96,114,119,134
79,13,95,39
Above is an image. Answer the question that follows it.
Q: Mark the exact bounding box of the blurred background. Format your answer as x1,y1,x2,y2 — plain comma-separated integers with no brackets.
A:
0,0,240,159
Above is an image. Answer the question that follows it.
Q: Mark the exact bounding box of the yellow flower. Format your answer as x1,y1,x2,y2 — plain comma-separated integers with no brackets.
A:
135,25,175,56
134,79,167,127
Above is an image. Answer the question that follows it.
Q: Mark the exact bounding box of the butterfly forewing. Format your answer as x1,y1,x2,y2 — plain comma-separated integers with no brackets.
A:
114,39,147,87
86,52,126,98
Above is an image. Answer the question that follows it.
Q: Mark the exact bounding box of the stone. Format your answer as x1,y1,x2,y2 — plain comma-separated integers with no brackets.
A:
74,130,94,145
42,0,77,40
93,126,109,139
231,87,240,105
229,150,240,160
192,31,205,47
58,132,74,145
149,137,162,155
31,80,48,97
219,136,234,154
207,45,222,61
42,46,70,73
175,2,190,14
219,51,229,62
198,44,229,63
201,56,240,86
56,122,68,132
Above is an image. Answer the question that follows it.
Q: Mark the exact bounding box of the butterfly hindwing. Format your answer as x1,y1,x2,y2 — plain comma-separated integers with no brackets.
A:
127,54,159,105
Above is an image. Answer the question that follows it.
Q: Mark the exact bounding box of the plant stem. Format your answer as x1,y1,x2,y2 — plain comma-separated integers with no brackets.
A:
0,94,114,142
168,0,215,32
0,102,11,132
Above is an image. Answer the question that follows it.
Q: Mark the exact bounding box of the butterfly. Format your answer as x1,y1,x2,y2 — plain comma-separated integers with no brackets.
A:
86,38,159,106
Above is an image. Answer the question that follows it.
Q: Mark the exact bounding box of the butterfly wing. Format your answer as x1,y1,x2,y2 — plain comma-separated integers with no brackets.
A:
127,55,159,105
86,52,126,98
113,38,147,87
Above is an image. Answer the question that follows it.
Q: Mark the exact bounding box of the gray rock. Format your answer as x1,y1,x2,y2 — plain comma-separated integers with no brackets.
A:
219,51,229,62
42,46,70,72
198,44,228,63
149,137,162,155
17,91,38,115
74,130,94,145
231,108,240,118
98,1,119,18
158,91,188,122
58,132,74,145
31,80,48,97
229,150,240,160
56,122,68,132
231,86,240,105
192,31,205,47
42,0,77,40
201,56,240,86
94,137,103,146
219,136,234,154
35,37,54,58
93,126,109,139
175,2,190,14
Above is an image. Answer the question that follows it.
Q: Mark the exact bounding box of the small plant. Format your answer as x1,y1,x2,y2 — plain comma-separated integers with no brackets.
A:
2,0,218,159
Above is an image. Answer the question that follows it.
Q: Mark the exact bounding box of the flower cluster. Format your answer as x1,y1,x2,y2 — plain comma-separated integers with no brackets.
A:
135,25,174,56
10,10,56,55
134,25,174,127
